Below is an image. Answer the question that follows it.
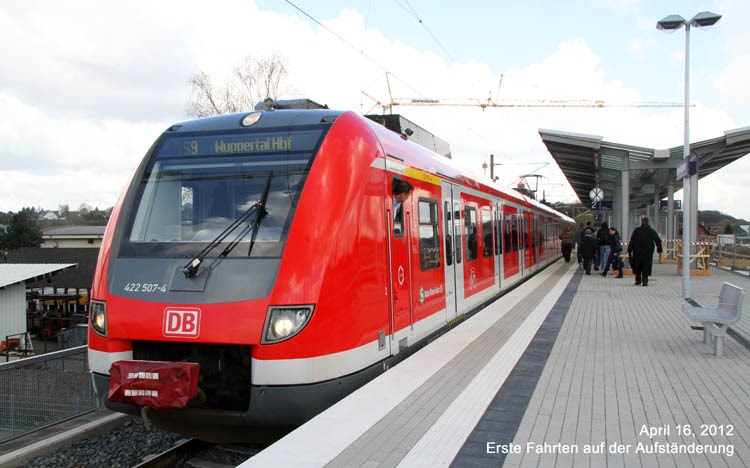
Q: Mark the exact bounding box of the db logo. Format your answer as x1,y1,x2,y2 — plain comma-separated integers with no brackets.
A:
163,308,201,338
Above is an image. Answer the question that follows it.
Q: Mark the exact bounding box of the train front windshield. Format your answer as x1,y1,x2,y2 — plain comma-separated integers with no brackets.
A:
121,127,325,258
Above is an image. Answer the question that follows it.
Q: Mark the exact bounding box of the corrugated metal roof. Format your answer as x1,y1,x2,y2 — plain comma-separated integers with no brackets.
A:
0,264,77,288
5,248,98,289
539,126,750,207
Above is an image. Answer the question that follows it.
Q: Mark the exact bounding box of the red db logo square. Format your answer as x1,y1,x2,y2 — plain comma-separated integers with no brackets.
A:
163,308,201,338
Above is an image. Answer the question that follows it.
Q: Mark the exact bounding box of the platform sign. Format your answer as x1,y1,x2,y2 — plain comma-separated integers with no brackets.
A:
660,200,682,211
676,153,699,181
590,200,613,211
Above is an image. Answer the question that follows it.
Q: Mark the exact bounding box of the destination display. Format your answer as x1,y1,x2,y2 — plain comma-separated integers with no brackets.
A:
157,129,323,158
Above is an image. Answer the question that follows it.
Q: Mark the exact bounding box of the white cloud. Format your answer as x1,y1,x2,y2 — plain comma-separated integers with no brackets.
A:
713,53,750,106
0,0,748,220
626,37,655,58
636,17,656,32
0,168,134,212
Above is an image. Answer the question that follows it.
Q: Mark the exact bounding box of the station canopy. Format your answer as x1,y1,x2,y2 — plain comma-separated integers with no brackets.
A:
0,263,76,289
539,126,750,207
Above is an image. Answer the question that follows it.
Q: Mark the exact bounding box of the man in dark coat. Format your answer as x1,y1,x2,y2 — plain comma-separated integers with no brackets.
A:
573,223,584,264
627,217,662,286
580,228,598,275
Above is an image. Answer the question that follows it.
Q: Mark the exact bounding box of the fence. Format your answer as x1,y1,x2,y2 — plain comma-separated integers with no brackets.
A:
0,345,97,443
710,236,750,272
2,332,33,362
676,242,712,276
661,239,680,264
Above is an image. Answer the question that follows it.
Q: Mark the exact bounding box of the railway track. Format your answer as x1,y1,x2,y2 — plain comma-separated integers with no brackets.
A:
134,438,267,468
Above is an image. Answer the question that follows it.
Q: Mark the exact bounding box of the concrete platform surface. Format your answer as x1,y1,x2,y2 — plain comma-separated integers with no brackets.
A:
240,260,749,467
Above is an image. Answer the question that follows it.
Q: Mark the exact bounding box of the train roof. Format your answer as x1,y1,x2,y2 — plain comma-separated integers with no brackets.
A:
162,108,572,223
166,109,344,133
361,114,573,222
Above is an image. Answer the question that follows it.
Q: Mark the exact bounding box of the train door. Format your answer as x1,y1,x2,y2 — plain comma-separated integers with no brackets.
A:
389,176,414,350
523,211,535,271
441,181,462,322
531,213,544,270
518,212,525,276
502,205,520,279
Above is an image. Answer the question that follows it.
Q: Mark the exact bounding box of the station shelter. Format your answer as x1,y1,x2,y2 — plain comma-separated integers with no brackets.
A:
540,126,750,244
0,263,75,353
4,247,99,342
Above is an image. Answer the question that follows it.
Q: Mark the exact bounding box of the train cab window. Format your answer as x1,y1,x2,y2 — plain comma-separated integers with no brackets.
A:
392,177,413,238
482,208,493,257
418,199,440,271
122,127,326,258
464,206,477,261
444,201,452,266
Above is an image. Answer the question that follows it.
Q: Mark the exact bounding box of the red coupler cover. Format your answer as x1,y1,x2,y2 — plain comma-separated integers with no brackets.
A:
108,360,200,410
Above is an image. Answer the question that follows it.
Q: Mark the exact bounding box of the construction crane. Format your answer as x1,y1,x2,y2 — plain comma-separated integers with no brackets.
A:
362,93,686,114
390,96,684,110
361,73,685,114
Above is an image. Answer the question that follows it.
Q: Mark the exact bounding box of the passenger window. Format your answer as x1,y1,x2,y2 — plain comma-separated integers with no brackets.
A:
418,199,440,271
392,177,413,238
494,211,500,256
454,203,462,264
465,206,477,261
444,201,452,266
482,208,493,257
503,216,511,254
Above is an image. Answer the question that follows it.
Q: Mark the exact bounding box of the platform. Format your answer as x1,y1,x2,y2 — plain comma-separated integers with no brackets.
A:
241,259,750,467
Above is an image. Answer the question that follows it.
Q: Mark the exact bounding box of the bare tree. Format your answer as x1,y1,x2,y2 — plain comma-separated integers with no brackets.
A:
186,54,291,118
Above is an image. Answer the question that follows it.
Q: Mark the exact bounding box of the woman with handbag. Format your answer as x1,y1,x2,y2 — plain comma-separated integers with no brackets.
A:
601,227,623,278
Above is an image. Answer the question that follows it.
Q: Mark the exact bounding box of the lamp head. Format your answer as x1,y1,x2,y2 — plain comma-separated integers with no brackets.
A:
657,14,687,31
690,11,721,28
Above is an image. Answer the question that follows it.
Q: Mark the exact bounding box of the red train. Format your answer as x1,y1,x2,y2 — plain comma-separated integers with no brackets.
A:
88,102,573,441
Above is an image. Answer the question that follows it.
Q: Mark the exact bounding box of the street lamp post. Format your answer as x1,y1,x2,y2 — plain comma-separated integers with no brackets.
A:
657,11,721,299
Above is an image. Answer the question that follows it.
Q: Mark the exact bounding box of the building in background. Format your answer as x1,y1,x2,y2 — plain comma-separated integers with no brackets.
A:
41,225,105,248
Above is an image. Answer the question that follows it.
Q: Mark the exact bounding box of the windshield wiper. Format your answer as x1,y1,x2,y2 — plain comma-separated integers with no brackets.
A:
182,173,273,278
220,172,273,259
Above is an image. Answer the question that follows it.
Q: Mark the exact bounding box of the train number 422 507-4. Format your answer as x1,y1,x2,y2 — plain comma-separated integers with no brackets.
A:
123,283,167,293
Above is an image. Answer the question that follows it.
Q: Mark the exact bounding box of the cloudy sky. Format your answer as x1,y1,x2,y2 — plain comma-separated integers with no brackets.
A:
1,0,749,219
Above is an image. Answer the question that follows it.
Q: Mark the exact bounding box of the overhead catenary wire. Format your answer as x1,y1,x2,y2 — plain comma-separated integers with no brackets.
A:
284,0,428,100
392,0,454,61
283,1,563,196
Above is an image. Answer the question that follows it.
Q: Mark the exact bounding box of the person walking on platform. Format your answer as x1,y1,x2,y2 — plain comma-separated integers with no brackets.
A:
580,227,597,275
573,223,584,264
601,226,623,278
597,222,611,272
627,217,662,286
559,226,574,262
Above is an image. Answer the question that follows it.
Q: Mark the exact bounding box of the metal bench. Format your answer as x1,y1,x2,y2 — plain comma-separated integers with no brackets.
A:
683,282,745,356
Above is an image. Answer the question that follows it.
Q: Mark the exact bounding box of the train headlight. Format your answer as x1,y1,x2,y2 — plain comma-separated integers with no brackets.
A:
90,300,107,337
262,306,314,344
241,111,262,127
